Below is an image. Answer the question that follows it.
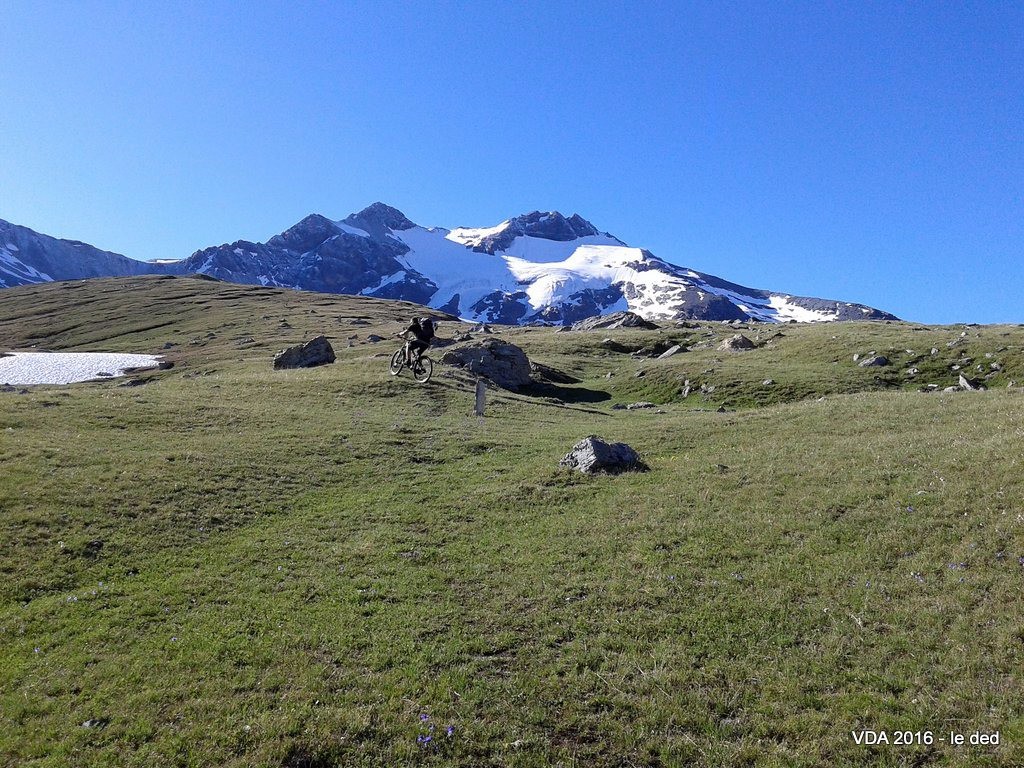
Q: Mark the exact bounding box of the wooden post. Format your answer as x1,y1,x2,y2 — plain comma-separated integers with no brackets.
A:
474,378,486,417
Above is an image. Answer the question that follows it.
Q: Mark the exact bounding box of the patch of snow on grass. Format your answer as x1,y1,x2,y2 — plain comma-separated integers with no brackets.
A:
0,352,162,385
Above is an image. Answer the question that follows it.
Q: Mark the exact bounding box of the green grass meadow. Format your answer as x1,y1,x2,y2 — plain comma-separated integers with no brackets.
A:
2,277,1023,766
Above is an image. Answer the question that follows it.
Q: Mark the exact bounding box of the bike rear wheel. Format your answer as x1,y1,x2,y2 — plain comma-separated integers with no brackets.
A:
412,356,433,383
389,348,405,375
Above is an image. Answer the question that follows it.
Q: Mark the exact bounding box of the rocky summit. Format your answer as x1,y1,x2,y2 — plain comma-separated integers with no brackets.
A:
0,204,899,325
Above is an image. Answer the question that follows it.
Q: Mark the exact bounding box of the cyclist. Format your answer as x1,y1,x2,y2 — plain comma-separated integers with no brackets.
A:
398,316,437,365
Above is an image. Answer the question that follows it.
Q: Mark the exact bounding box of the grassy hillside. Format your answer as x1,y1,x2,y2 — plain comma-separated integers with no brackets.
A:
1,276,1023,767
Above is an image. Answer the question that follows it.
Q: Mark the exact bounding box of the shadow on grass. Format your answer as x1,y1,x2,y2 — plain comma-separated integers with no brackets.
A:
519,382,611,404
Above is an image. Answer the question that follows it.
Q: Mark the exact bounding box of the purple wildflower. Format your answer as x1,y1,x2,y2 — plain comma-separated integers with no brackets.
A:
446,725,455,737
419,713,430,722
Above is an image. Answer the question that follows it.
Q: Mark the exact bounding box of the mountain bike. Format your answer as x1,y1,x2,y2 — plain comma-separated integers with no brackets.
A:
389,345,433,383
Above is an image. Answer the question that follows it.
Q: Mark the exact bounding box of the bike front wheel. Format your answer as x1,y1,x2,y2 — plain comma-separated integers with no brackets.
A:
389,348,405,376
412,356,433,383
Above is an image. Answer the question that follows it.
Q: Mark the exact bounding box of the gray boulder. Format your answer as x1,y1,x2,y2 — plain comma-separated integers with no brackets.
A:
440,339,532,390
657,344,684,359
958,373,985,391
571,311,659,331
717,334,756,352
858,355,890,367
559,436,648,474
273,335,336,369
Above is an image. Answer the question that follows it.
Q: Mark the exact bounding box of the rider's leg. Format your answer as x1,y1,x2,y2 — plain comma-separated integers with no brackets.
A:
408,341,426,365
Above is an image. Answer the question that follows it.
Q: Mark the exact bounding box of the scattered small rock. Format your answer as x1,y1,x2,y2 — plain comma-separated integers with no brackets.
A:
858,355,890,367
366,334,385,343
83,539,103,558
958,374,985,391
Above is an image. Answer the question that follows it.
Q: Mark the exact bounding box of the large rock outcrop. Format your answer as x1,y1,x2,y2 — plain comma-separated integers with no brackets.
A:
440,339,532,390
570,311,660,332
273,335,336,369
717,334,756,352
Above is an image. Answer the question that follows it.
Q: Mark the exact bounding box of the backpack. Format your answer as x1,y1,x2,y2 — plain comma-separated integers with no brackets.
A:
420,318,436,340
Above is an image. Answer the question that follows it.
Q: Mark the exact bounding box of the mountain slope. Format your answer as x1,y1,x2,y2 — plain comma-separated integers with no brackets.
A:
0,205,899,323
0,219,155,287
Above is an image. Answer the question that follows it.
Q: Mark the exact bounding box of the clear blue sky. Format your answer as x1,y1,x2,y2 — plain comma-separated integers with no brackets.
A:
1,1,1021,323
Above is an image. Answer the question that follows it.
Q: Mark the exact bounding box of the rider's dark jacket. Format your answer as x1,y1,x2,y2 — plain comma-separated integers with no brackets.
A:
405,320,434,344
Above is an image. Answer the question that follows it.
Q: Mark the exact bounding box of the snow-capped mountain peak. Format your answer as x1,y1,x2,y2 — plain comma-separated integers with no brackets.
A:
341,202,417,240
447,210,620,254
266,214,342,252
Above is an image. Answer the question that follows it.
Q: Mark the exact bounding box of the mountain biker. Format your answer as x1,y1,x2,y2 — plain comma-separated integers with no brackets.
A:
398,316,437,365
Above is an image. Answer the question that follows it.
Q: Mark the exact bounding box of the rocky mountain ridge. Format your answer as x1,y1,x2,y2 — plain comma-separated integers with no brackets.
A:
0,204,899,324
